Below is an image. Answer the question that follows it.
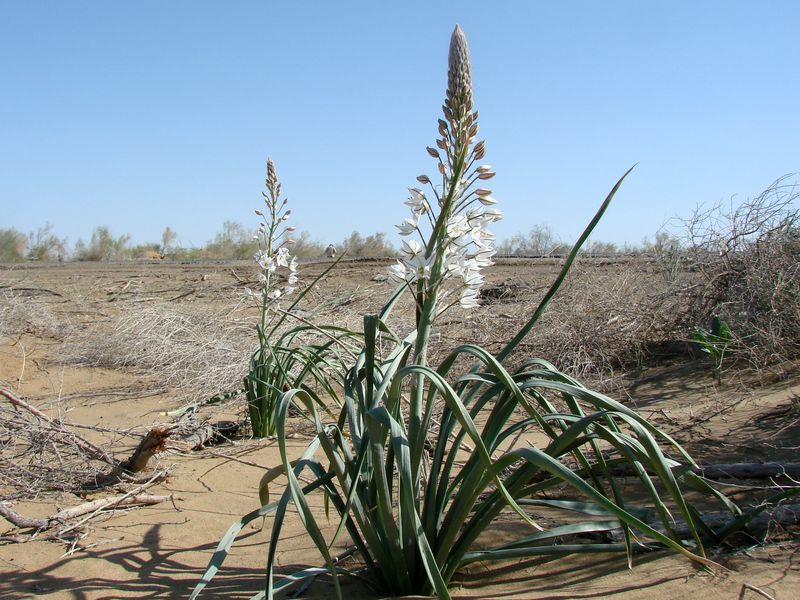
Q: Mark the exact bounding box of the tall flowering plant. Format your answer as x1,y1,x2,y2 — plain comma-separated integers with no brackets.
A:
195,26,736,600
244,158,300,437
250,159,299,332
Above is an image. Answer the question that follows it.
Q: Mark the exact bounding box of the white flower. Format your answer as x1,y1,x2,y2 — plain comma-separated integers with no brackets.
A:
396,217,419,236
405,254,432,280
481,207,503,223
405,188,428,215
275,247,290,267
400,238,424,258
459,286,481,309
389,261,409,282
446,214,470,241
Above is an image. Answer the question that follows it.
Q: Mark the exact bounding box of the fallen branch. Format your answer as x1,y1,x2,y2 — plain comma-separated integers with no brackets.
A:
608,461,800,481
1,468,176,545
602,503,800,545
0,493,173,531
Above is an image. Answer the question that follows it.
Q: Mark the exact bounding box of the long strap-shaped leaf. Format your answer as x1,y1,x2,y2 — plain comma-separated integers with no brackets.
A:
442,447,718,581
497,165,635,362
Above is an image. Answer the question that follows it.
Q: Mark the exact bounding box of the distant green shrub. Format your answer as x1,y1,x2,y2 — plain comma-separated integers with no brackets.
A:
0,228,28,262
340,230,395,257
202,221,258,259
27,224,67,261
74,227,131,261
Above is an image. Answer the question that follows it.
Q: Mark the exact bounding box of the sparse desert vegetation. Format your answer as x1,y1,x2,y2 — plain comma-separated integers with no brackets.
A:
1,22,798,600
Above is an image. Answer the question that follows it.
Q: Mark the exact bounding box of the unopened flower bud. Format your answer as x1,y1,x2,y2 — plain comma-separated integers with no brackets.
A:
254,209,264,216
477,171,495,180
478,195,497,206
416,174,431,184
475,188,492,196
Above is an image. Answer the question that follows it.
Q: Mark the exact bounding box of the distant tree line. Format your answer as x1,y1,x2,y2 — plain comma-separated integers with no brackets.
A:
0,222,397,262
495,224,680,257
0,220,680,264
0,220,683,264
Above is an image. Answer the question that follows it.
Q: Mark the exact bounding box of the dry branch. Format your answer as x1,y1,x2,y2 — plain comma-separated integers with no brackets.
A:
117,428,172,473
608,461,800,481
1,388,178,502
0,493,172,531
603,503,800,545
1,387,115,465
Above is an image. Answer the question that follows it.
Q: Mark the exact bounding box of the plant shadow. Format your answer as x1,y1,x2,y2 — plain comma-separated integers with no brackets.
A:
0,524,369,600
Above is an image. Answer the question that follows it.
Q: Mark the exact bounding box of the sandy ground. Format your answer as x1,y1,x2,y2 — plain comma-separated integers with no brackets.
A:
1,260,798,599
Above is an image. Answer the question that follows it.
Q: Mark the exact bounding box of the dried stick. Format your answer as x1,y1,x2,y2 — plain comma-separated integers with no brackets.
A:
738,583,777,600
1,470,174,541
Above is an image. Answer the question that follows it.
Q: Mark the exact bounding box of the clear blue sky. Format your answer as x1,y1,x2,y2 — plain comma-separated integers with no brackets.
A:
1,1,798,249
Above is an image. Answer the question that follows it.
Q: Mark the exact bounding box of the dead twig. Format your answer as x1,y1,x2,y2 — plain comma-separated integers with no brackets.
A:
738,583,777,600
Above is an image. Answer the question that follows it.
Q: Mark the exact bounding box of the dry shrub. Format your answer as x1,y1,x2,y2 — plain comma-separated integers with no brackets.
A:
62,303,253,402
424,257,693,387
682,175,800,366
519,258,690,381
0,290,69,340
0,399,116,501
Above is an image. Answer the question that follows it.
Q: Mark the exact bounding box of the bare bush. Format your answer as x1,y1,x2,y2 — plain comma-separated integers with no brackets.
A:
523,259,690,381
426,257,692,387
62,303,253,402
0,395,117,501
681,174,800,365
0,291,69,340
